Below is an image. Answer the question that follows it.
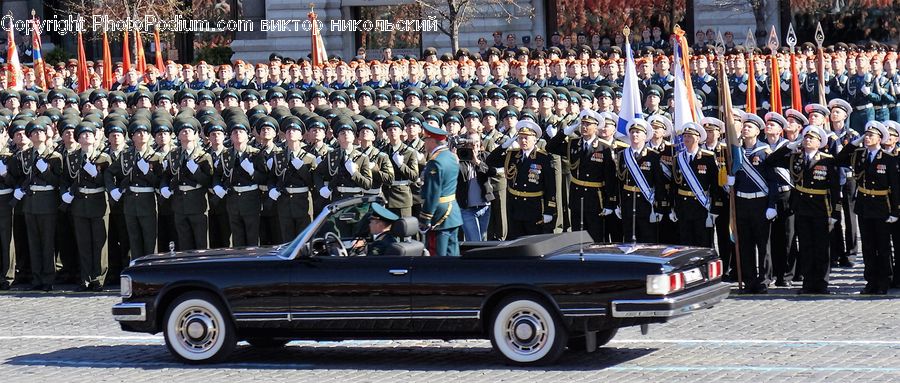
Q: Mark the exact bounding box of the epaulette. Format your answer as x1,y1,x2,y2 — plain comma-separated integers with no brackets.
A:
700,149,715,156
818,152,833,159
646,147,659,154
96,152,112,164
48,151,63,160
247,146,260,154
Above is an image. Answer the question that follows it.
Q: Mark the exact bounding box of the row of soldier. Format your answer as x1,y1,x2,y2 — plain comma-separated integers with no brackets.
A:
0,75,895,295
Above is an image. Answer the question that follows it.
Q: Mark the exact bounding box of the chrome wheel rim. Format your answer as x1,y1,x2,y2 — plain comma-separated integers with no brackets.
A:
503,308,548,356
175,306,219,354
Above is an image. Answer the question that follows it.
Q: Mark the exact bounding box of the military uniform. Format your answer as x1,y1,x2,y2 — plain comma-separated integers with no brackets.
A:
486,139,557,240
615,143,667,243
162,144,213,250
215,144,268,247
826,127,861,265
874,74,893,122
360,145,394,197
305,140,333,215
257,143,283,246
732,140,777,293
419,141,463,256
103,140,131,284
314,145,373,203
0,147,15,289
765,137,797,285
847,74,877,133
206,145,231,249
155,144,177,253
835,137,899,294
10,144,63,290
62,142,111,290
546,129,617,242
105,142,162,259
672,147,722,246
482,127,508,240
381,142,419,218
269,144,316,241
767,142,840,293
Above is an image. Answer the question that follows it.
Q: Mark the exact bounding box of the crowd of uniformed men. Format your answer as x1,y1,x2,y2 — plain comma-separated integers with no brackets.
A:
1,39,900,295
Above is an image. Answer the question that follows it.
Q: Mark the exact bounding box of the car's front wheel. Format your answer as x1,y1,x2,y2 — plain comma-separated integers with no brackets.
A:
163,291,236,364
490,295,567,366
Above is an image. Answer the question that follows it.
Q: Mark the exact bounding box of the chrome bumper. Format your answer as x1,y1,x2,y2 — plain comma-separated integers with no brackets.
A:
112,302,147,322
610,282,731,318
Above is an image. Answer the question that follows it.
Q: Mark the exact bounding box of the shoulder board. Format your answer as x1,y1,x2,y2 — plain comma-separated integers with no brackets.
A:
700,149,715,156
271,146,284,154
303,152,316,161
763,147,772,154
818,153,833,159
615,141,629,148
646,147,659,154
150,152,165,162
536,148,548,155
247,147,260,154
96,153,112,164
49,152,62,160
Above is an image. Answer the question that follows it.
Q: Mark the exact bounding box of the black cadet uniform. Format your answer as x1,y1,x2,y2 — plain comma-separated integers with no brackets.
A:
767,134,841,294
62,123,112,291
615,142,668,243
672,143,722,246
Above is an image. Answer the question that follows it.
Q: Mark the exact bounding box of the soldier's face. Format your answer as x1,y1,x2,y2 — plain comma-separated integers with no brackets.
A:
864,131,881,148
628,128,646,146
580,121,597,138
830,109,847,123
29,130,47,145
888,134,900,147
741,124,759,139
230,129,248,145
765,121,783,136
337,130,355,147
683,133,698,147
517,134,536,150
78,131,95,146
802,134,820,151
809,113,826,126
178,128,197,145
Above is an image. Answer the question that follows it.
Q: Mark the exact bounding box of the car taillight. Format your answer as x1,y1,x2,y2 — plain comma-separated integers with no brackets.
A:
707,259,723,280
647,272,685,295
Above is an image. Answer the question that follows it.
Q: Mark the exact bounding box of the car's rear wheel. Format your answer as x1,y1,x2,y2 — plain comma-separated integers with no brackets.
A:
490,295,567,366
567,328,618,352
163,291,235,364
246,338,290,348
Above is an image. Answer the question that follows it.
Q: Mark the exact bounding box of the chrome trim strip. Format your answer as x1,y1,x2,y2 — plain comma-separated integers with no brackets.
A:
560,307,607,317
232,309,481,321
610,283,730,318
112,303,147,322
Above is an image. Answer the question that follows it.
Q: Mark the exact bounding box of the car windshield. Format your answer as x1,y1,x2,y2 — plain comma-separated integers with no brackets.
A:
279,201,375,258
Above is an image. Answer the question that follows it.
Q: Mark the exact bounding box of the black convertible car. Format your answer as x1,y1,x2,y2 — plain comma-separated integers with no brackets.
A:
113,196,729,366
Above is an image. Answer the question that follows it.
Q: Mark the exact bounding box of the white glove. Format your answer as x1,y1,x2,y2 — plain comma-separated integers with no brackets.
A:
392,152,404,166
542,214,553,223
186,159,199,174
787,140,801,151
0,161,6,176
738,83,747,92
266,157,274,170
82,161,98,177
344,159,357,175
669,211,678,223
564,122,578,136
614,207,622,219
824,85,831,94
159,186,173,199
268,188,281,200
13,188,24,200
240,158,255,175
213,185,226,198
368,162,376,170
314,156,323,167
545,124,558,138
36,159,48,173
417,152,425,162
765,208,777,220
650,212,663,223
706,213,715,228
291,157,303,170
887,216,898,224
110,188,123,202
600,208,613,216
162,160,168,171
862,85,871,95
501,135,517,149
851,135,864,146
61,192,74,204
319,186,332,199
137,158,150,175
726,175,735,187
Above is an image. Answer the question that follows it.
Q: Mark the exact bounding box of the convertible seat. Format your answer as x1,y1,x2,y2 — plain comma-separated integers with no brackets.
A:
385,217,426,256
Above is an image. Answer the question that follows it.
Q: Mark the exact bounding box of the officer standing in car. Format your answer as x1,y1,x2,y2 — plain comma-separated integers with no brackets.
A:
418,124,463,256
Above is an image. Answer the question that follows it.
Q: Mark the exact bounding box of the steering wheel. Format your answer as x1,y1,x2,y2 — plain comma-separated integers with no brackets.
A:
324,232,349,257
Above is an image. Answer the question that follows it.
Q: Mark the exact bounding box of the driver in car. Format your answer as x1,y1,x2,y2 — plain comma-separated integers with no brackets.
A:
366,203,400,256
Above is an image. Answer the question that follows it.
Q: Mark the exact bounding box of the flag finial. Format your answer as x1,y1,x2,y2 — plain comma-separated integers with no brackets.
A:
767,25,779,52
623,26,630,42
715,31,725,57
814,22,825,48
786,23,797,52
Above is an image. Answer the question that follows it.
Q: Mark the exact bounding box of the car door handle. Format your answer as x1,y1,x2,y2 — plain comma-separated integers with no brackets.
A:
388,269,408,276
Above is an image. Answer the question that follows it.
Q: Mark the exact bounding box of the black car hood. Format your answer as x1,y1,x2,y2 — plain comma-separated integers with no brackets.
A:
130,246,283,267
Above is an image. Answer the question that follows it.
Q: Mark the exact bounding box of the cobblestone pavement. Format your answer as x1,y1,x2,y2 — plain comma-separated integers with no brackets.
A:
1,263,899,382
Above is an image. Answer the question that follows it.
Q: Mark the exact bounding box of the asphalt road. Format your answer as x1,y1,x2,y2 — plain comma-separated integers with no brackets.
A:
1,264,899,382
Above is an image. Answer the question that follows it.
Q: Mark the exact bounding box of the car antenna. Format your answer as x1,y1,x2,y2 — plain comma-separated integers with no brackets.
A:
579,197,585,261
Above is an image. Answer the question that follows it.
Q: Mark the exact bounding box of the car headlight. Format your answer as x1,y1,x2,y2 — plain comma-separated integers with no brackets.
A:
120,275,132,298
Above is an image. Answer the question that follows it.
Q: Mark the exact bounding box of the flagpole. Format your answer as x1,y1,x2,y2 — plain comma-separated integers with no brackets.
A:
815,22,827,105
767,26,782,114
715,31,744,291
786,24,802,112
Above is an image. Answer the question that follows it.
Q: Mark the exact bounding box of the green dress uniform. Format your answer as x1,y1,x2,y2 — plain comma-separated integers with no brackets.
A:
306,141,333,216
257,143,283,246
360,145,395,198
105,143,163,259
10,144,63,290
206,146,231,249
314,145,374,202
419,143,463,256
270,144,316,241
215,144,268,247
0,147,15,289
162,144,213,250
405,136,426,218
155,144,177,253
103,143,131,284
381,141,419,218
62,143,111,290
